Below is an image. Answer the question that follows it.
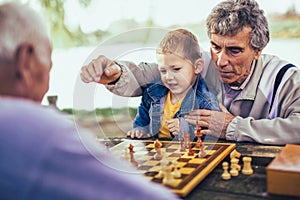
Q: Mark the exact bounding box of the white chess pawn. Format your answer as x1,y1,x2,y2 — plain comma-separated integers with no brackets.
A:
221,162,231,180
242,157,254,175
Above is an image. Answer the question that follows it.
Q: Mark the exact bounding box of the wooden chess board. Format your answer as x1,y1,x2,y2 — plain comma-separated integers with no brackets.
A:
110,139,236,197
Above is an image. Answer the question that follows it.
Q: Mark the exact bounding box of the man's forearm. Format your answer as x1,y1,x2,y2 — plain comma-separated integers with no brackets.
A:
105,61,160,97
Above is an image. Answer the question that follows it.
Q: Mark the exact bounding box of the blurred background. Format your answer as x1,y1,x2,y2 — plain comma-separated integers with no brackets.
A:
2,0,300,137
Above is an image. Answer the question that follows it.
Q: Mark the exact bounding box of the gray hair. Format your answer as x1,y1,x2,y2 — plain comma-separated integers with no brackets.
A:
206,0,269,51
0,2,49,63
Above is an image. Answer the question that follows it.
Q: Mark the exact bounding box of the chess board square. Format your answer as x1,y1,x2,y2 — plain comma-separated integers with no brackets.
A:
177,158,191,162
164,179,182,188
145,171,159,178
188,158,206,164
143,160,160,166
205,150,216,155
181,154,196,159
167,144,180,149
148,165,161,172
146,143,155,148
185,163,199,168
180,167,195,174
169,153,183,157
138,165,152,171
166,148,177,153
177,162,188,168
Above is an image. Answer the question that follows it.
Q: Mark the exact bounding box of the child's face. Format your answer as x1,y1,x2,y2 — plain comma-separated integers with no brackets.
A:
157,52,199,99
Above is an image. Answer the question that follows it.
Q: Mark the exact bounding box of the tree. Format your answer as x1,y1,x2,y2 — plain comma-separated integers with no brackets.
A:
38,0,107,47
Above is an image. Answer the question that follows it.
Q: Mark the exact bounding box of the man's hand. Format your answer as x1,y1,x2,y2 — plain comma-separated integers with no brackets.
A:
184,103,235,139
80,55,122,84
167,119,180,136
127,129,151,139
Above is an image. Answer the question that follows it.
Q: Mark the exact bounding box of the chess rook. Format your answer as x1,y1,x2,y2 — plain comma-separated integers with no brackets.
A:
242,157,253,175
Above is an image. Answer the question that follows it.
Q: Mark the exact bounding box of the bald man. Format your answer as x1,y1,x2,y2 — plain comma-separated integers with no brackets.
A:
0,2,179,199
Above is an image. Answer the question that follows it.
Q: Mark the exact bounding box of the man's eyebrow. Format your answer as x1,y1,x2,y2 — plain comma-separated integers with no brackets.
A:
211,41,244,51
227,46,244,51
210,41,219,46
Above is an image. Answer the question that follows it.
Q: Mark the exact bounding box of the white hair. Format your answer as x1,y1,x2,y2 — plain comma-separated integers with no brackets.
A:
0,2,49,62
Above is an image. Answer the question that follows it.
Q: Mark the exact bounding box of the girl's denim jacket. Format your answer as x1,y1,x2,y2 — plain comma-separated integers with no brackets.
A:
132,76,220,140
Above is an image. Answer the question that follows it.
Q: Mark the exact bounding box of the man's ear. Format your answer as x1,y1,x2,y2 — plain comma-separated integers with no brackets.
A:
14,43,34,91
15,44,34,97
194,58,203,74
254,49,262,60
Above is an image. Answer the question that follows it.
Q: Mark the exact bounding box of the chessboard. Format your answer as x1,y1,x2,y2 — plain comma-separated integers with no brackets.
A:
109,139,236,197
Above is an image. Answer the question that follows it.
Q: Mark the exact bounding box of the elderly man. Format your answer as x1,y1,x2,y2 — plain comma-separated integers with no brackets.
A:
0,2,179,199
81,0,300,145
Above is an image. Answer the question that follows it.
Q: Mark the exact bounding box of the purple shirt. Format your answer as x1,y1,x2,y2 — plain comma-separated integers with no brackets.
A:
0,97,179,200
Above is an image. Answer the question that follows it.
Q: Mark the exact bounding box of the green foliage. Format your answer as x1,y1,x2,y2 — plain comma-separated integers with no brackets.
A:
61,108,74,115
37,0,300,48
38,0,108,48
269,20,300,38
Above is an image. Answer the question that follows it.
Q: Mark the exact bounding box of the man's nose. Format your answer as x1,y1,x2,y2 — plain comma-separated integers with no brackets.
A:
216,50,229,67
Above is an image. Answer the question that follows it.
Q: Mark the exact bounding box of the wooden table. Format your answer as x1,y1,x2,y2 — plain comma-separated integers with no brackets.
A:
184,142,299,200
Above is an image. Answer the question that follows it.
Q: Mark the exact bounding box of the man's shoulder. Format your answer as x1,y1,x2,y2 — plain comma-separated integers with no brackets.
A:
0,97,75,137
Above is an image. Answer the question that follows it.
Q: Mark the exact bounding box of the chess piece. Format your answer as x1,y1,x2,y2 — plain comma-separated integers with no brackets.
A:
194,122,202,148
171,160,181,178
158,149,168,177
221,162,231,180
104,142,110,151
178,137,186,152
230,149,241,160
187,142,194,156
162,165,176,186
242,157,254,175
128,144,138,167
230,149,241,171
230,158,239,176
128,144,135,154
123,147,130,160
183,133,190,148
198,144,206,158
154,139,163,160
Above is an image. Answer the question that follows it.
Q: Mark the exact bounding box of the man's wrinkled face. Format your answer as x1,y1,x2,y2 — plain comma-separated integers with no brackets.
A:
210,26,262,86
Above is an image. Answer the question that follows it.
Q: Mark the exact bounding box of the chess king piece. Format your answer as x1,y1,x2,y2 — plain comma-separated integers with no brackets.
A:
242,157,254,175
221,162,231,180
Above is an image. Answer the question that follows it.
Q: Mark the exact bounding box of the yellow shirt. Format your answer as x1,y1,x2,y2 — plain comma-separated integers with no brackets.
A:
158,91,184,138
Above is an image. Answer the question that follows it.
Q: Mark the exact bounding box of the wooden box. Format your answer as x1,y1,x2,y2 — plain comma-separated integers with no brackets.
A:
266,144,300,197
